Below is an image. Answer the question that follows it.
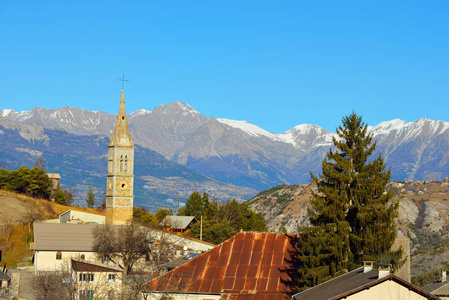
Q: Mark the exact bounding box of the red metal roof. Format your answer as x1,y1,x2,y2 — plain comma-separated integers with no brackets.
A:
143,232,296,299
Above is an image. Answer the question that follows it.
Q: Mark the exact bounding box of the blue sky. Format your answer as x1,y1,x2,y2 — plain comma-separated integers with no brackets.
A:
1,1,448,133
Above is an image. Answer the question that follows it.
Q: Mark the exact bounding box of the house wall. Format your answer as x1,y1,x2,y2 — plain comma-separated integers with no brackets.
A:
74,270,122,299
347,280,432,300
34,251,98,273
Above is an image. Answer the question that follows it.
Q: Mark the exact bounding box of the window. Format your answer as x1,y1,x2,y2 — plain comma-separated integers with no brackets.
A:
81,254,85,260
79,290,94,300
124,155,128,172
120,155,123,172
56,251,62,260
108,274,116,283
79,273,94,283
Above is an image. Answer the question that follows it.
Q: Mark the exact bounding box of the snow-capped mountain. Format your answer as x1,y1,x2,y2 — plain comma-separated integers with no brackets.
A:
1,102,449,192
0,107,115,135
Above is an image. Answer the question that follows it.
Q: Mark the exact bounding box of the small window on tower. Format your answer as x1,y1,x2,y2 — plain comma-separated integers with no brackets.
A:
120,155,123,172
124,155,128,172
56,251,62,260
122,116,124,120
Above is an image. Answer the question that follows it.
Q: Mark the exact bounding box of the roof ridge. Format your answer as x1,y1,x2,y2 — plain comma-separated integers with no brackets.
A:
293,267,364,297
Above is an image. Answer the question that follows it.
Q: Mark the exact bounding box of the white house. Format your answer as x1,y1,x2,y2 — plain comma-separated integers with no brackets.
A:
33,223,101,273
292,263,440,300
71,258,123,300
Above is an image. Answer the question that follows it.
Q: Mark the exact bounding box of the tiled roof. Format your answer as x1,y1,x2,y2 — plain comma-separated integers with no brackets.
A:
34,223,125,251
423,280,449,296
143,232,295,300
293,268,440,300
34,223,99,251
160,216,197,230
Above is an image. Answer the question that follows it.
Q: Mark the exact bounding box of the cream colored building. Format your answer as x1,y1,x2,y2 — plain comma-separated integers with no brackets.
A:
292,263,440,300
71,258,123,300
105,89,135,225
33,223,102,273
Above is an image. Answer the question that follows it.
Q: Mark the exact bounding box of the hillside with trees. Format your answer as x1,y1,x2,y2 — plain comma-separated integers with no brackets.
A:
177,191,267,244
0,189,105,268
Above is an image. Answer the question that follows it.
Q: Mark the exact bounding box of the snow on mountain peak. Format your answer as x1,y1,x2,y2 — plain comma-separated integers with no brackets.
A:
217,118,281,140
131,109,151,116
279,124,333,147
370,118,449,136
369,119,406,134
0,109,15,118
290,124,325,133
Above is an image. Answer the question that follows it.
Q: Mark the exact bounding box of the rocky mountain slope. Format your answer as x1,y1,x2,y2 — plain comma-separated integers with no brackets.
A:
248,180,449,253
0,118,256,209
248,180,449,277
2,102,449,192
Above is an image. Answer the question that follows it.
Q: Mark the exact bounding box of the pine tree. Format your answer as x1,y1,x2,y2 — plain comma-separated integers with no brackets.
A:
54,186,66,205
85,185,96,208
296,112,401,291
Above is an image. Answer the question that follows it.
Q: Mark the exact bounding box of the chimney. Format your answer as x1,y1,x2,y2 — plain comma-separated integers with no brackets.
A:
378,264,392,279
442,270,447,282
363,261,374,273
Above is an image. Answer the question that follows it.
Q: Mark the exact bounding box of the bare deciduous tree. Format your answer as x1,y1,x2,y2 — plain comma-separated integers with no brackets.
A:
0,237,10,260
149,220,182,268
32,270,71,300
0,216,15,244
32,261,113,300
20,203,43,231
93,223,152,275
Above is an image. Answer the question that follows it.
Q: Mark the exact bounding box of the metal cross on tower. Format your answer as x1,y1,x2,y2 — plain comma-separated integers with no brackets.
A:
118,74,129,90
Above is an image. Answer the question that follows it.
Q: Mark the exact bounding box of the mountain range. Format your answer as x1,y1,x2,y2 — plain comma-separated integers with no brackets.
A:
1,101,448,208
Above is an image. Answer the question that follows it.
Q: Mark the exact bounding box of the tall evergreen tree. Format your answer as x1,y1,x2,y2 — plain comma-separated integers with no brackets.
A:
85,185,96,208
295,112,401,291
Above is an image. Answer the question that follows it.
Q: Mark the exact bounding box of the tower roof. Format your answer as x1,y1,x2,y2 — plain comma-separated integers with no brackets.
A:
109,89,134,147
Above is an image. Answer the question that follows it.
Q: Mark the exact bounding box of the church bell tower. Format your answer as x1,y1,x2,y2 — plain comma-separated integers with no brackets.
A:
106,89,134,225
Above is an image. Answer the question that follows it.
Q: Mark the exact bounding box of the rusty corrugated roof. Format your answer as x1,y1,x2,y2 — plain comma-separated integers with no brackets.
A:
143,232,296,299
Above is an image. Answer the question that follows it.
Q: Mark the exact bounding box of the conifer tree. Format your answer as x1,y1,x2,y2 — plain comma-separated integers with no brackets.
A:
296,112,401,290
54,186,66,205
85,185,96,208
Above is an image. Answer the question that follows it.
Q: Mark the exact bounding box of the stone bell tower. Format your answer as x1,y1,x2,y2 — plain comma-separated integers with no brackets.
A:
106,89,134,225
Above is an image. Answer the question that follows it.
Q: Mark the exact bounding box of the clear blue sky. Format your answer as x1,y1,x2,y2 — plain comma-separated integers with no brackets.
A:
1,1,448,133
